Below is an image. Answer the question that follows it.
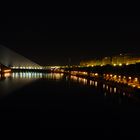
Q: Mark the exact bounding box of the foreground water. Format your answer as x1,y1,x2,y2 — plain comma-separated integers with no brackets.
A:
0,72,140,129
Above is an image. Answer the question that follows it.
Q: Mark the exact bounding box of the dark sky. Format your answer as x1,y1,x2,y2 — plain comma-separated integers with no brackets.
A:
0,16,140,65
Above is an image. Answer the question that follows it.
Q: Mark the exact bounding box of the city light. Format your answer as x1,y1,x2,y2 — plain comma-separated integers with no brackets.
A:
102,73,140,89
134,78,138,82
95,73,98,76
80,54,140,67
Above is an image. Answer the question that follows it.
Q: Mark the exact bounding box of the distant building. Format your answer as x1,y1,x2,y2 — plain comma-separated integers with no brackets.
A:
102,57,112,66
80,59,102,67
80,54,140,67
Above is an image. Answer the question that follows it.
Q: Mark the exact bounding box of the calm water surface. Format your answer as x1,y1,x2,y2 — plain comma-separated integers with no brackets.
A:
0,72,140,128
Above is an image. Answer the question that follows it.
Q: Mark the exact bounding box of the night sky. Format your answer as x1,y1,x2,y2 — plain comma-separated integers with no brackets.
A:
0,16,140,66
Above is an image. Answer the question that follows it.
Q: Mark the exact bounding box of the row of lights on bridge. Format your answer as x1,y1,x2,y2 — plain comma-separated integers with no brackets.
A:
11,67,43,70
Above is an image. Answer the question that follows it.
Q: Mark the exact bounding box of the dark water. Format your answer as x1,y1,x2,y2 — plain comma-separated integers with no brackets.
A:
0,72,140,129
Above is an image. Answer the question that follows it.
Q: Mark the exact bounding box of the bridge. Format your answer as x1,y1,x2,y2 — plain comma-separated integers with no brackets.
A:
0,45,42,70
0,45,42,71
0,45,68,74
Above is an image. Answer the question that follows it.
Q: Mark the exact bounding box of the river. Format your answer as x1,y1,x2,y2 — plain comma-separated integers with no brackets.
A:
0,72,140,129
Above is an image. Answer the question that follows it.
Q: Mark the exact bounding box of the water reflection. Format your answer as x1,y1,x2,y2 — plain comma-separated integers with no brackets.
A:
0,72,137,99
0,72,64,96
4,73,11,78
42,73,64,80
11,72,64,80
70,75,88,85
95,81,98,87
110,87,112,93
114,87,117,93
0,72,38,96
12,72,43,79
90,80,94,86
70,75,135,98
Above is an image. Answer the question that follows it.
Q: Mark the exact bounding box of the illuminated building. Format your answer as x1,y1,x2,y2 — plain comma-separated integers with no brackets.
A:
80,59,102,67
102,57,112,66
80,54,140,67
